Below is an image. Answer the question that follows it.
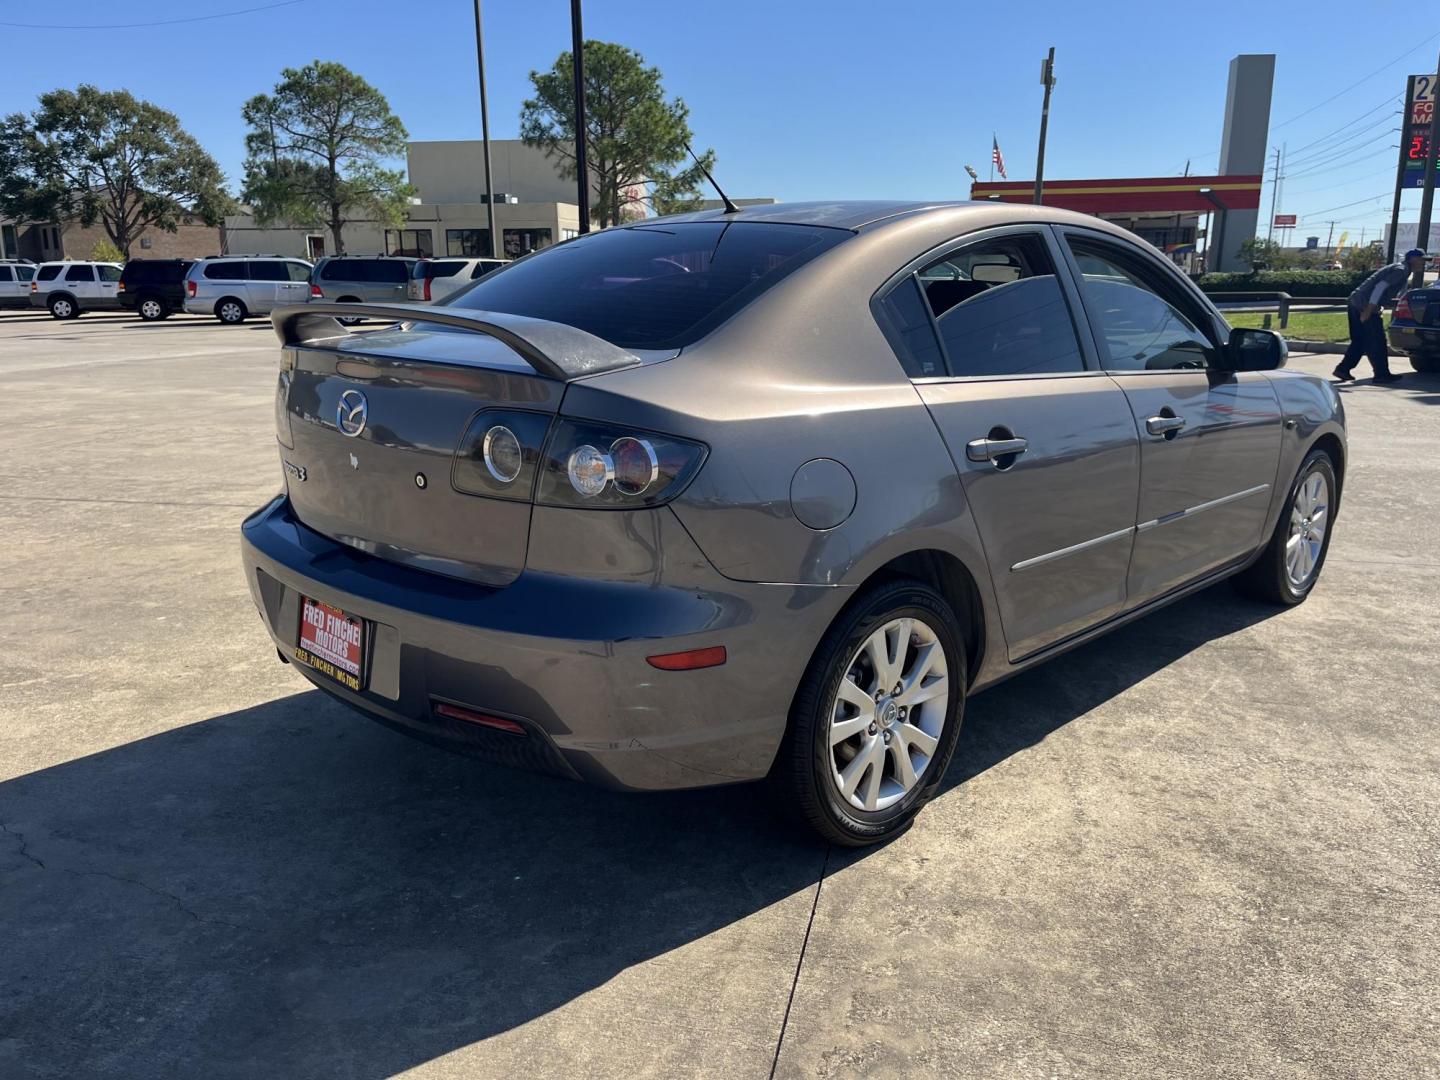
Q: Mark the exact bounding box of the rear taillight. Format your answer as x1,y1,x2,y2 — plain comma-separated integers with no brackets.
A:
310,283,323,298
117,282,125,292
186,280,196,297
535,420,707,509
30,281,37,292
1395,293,1413,320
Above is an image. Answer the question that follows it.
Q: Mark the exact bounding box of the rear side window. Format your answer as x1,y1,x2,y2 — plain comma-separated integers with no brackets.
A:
123,261,187,285
470,260,504,279
38,265,61,281
449,222,849,350
204,261,248,280
16,266,33,282
882,232,1084,378
0,267,11,282
248,261,289,281
65,264,95,282
415,260,467,279
374,260,408,283
98,265,122,282
877,278,946,378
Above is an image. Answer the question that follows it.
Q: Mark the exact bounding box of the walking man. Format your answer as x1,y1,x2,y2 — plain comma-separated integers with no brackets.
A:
1333,248,1426,384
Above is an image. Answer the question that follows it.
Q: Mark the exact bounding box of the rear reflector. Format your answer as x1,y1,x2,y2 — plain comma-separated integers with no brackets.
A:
1396,294,1413,320
433,702,526,735
646,645,727,671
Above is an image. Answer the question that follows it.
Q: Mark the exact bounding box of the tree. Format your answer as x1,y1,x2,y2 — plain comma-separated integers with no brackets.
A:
1237,237,1286,271
521,41,714,227
89,239,124,262
0,86,230,258
242,61,413,255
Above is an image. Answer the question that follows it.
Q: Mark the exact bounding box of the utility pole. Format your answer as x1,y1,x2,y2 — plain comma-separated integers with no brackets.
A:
1266,146,1282,243
1387,87,1409,265
570,0,591,234
1325,220,1336,255
1033,47,1055,205
472,0,499,259
1416,46,1440,283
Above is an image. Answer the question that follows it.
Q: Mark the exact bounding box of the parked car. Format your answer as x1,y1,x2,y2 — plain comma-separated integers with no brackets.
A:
407,257,507,303
1386,288,1440,372
243,202,1345,845
183,256,312,323
29,261,124,318
0,260,36,310
118,259,194,321
311,256,416,322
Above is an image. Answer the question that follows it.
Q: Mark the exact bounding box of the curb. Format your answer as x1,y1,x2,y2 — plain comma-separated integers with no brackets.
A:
1284,339,1405,356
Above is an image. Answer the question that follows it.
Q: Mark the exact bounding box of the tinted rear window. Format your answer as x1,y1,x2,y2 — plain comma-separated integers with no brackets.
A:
122,260,190,285
249,260,289,281
414,260,468,279
204,261,248,280
448,222,849,349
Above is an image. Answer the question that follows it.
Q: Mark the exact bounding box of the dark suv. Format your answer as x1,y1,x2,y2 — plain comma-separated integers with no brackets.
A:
118,259,194,321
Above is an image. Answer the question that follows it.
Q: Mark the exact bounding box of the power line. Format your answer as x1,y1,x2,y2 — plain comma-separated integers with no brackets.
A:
1273,30,1440,130
1283,130,1398,178
0,0,305,29
1282,94,1398,158
1283,118,1398,169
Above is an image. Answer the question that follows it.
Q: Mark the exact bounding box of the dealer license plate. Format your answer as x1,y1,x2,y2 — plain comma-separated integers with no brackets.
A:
295,596,367,692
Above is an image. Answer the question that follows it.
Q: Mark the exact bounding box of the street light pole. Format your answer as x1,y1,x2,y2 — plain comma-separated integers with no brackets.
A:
570,0,591,234
472,0,499,259
1033,47,1055,205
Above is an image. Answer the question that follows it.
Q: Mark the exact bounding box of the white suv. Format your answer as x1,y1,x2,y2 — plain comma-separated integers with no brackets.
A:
29,261,124,318
0,261,36,310
407,257,507,304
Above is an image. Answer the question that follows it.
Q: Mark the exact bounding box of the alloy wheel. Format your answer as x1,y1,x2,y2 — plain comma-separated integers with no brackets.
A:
828,616,950,812
1285,470,1329,589
140,299,163,320
51,299,73,318
219,302,243,323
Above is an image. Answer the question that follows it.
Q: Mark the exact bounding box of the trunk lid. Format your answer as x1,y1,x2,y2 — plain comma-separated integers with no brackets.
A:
273,304,655,586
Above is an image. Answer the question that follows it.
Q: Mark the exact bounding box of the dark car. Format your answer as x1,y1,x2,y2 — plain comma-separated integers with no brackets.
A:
119,259,194,321
1387,289,1440,372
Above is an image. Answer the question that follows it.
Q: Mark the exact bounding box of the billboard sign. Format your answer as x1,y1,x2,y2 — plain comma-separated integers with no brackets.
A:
1273,214,1297,227
1403,73,1438,188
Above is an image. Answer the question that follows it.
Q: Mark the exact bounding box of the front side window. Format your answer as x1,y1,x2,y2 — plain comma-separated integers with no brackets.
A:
886,232,1084,378
16,266,33,282
446,229,491,258
65,264,95,282
98,265,122,282
449,221,849,350
1066,237,1214,371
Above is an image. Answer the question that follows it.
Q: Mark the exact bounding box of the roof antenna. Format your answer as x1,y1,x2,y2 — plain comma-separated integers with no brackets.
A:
686,143,740,214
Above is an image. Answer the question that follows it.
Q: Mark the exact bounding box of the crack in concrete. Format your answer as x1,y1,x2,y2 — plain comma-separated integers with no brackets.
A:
0,820,244,930
769,842,831,1079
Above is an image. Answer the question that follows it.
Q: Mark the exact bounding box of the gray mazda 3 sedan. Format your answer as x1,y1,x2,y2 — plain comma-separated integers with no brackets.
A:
242,201,1345,845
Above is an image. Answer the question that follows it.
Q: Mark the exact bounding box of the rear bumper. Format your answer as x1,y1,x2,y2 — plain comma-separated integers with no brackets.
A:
1388,323,1440,354
240,496,848,791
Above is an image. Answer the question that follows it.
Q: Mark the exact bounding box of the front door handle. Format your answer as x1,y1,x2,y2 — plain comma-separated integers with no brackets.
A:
965,436,1029,463
1145,414,1186,436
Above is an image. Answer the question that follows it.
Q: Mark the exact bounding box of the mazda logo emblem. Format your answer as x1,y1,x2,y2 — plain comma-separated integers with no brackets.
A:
337,389,368,438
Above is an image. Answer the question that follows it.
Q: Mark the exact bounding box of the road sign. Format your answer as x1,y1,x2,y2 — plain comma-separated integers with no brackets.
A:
1273,214,1297,227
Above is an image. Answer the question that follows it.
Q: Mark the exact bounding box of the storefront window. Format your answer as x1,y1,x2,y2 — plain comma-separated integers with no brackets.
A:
504,228,553,258
446,229,492,257
385,229,433,258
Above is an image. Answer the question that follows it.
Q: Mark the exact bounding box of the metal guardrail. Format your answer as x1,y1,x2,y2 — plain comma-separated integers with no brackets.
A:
1203,292,1351,330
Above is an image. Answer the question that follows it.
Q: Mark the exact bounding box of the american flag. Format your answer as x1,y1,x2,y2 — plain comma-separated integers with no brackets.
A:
992,136,1007,180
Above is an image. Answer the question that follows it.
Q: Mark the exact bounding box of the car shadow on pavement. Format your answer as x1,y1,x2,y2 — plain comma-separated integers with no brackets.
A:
0,586,1278,1077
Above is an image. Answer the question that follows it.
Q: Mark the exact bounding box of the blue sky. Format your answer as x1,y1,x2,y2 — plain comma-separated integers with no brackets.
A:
1,0,1434,243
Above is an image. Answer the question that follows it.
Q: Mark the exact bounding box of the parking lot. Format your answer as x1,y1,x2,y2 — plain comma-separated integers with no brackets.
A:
1,310,1436,1078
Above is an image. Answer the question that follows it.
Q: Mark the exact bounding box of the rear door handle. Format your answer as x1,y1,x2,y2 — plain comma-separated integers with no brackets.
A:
1145,414,1186,436
965,436,1029,463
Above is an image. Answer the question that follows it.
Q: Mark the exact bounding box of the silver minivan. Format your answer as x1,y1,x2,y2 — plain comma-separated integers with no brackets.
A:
183,256,312,323
311,256,415,324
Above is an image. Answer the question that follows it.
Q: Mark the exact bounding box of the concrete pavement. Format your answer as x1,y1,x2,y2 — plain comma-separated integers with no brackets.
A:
0,311,1436,1078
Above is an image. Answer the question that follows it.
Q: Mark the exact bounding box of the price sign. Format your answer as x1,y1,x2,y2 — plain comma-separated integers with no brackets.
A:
1403,74,1439,188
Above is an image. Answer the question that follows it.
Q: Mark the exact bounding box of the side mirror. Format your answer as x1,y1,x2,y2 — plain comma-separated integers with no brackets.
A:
1222,326,1287,372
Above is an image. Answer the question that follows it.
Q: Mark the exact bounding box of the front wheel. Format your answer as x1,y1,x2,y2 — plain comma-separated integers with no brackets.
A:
772,580,966,846
1234,448,1338,605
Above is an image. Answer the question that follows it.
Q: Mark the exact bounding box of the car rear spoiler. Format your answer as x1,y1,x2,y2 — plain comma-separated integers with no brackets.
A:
271,302,642,382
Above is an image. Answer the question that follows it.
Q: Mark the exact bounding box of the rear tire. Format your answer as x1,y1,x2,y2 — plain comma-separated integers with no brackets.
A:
772,579,966,846
1408,351,1440,373
48,295,78,320
215,298,247,324
1234,447,1337,606
138,296,168,321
